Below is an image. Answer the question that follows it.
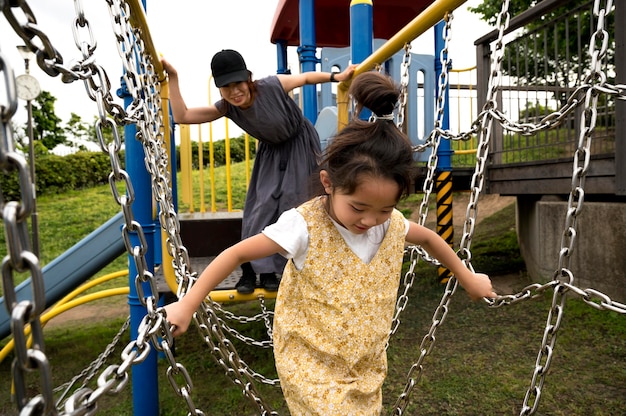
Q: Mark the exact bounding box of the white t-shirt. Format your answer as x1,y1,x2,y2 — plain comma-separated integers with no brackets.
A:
262,206,410,270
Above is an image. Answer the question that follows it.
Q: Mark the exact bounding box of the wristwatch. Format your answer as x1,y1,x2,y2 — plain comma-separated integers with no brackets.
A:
15,74,41,101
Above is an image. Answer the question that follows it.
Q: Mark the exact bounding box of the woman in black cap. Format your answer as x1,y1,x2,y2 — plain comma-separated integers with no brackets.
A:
161,50,356,294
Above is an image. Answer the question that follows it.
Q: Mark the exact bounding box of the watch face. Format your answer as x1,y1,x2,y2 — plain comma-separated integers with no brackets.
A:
16,74,41,101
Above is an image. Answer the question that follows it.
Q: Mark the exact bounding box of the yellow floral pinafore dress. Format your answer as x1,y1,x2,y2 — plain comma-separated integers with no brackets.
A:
273,197,406,415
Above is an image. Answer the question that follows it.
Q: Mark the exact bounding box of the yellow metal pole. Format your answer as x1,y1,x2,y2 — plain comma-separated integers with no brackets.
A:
244,132,251,189
225,119,232,212
449,66,477,158
127,0,163,77
198,124,206,212
208,75,217,212
180,124,193,212
159,75,177,297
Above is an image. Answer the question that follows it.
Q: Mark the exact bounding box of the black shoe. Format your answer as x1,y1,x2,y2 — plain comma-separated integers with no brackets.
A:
236,272,256,294
260,273,279,292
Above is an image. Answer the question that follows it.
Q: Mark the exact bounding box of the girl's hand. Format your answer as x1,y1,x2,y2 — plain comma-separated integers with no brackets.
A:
163,301,194,337
461,272,497,301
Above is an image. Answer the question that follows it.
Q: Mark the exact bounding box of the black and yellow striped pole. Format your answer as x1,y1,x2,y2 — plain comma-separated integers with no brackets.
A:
435,170,454,283
434,19,454,284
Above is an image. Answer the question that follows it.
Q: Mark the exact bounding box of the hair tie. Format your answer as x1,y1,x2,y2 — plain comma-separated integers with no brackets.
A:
373,113,394,121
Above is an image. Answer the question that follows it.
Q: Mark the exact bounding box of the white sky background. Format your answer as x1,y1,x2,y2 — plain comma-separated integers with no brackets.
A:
1,0,492,142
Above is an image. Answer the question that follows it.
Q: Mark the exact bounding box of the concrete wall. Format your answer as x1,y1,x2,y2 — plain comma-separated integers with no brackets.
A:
516,196,626,303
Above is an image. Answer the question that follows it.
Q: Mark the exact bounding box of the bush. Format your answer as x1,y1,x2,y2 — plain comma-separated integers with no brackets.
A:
0,134,254,200
0,151,124,200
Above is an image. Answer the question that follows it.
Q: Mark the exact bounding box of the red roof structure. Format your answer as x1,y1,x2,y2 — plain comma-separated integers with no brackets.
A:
270,0,436,48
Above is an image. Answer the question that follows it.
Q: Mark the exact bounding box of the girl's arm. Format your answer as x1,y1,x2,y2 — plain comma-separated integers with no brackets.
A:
161,58,224,124
164,233,284,336
277,63,358,93
406,221,496,300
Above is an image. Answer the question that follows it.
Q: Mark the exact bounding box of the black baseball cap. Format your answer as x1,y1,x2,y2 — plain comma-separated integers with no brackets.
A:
211,49,251,88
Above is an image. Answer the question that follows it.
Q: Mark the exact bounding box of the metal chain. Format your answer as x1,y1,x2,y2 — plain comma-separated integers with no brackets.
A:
517,1,616,414
396,43,412,131
194,305,281,411
208,298,274,325
0,49,54,416
54,317,131,409
1,0,201,414
387,13,454,354
107,2,278,412
412,13,453,229
390,12,457,414
3,0,625,415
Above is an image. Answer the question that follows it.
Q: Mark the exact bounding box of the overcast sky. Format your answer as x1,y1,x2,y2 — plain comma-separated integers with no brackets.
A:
1,0,491,140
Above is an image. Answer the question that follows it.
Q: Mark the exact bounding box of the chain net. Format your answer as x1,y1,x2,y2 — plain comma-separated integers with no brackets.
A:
0,0,624,415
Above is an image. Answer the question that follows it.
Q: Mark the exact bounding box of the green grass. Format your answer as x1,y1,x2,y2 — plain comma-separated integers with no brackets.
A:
1,161,625,415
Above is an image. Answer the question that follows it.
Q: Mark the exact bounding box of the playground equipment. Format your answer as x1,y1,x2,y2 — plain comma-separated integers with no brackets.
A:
1,0,625,415
0,270,129,364
0,213,126,339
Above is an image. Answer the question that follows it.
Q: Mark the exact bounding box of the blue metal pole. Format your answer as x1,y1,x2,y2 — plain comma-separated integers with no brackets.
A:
350,0,373,120
120,82,160,416
298,0,319,123
120,1,159,414
434,20,455,284
434,20,452,171
276,40,290,75
350,0,373,64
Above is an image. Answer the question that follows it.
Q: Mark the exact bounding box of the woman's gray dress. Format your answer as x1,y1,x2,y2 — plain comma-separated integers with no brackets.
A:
217,76,321,274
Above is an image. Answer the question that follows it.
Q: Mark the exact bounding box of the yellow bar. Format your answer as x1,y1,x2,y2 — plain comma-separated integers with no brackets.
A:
209,128,216,212
225,120,232,212
127,0,164,79
208,76,217,212
208,288,277,304
0,287,130,363
454,149,477,155
245,133,251,189
180,124,193,212
160,82,177,295
198,124,206,212
450,66,477,73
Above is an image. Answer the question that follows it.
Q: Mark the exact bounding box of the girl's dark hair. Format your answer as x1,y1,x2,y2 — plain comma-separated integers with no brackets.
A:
319,71,416,200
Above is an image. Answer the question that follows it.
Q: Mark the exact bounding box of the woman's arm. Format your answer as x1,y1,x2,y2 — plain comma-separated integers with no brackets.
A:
277,63,358,93
161,58,224,124
406,221,496,300
164,233,284,336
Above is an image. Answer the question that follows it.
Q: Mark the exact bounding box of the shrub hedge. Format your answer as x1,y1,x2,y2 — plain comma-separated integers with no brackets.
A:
0,136,255,199
0,151,121,200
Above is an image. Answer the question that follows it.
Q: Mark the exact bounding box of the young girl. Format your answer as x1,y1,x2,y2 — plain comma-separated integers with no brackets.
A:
161,50,356,294
164,71,496,415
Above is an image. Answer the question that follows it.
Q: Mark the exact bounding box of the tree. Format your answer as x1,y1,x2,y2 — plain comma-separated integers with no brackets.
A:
31,91,67,151
469,0,614,105
65,112,92,143
468,0,537,26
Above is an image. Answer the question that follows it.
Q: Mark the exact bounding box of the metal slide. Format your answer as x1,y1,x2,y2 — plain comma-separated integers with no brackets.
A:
0,213,126,339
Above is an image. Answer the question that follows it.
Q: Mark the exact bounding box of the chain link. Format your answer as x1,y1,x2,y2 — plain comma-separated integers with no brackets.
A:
390,12,457,414
2,0,625,415
516,1,617,413
395,43,412,131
